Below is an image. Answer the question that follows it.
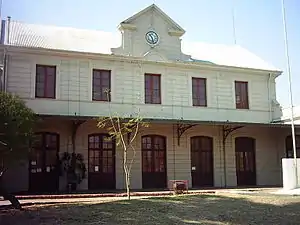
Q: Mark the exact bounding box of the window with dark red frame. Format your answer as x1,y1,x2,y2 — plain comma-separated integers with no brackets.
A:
35,65,56,98
92,69,111,101
192,77,207,106
145,74,161,104
235,81,249,109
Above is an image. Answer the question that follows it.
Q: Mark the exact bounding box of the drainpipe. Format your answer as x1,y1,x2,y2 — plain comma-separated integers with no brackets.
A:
268,73,272,121
3,16,10,93
222,130,227,187
0,19,5,91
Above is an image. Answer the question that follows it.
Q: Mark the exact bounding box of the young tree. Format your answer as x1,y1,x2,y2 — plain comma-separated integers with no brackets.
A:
97,91,149,200
0,92,36,209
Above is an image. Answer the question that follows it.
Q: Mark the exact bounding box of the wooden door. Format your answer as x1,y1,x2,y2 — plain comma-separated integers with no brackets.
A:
235,137,256,186
191,136,214,187
88,134,116,190
142,135,167,189
29,132,59,193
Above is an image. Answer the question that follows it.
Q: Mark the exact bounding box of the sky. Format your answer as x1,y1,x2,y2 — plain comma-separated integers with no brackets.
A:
2,0,299,108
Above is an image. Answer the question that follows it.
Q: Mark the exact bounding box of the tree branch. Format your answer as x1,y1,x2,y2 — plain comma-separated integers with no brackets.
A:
130,122,139,143
128,142,136,175
0,140,7,146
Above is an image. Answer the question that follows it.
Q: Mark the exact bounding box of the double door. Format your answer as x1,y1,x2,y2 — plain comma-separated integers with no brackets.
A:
88,134,116,190
29,132,59,193
235,137,256,186
142,135,167,189
191,136,214,187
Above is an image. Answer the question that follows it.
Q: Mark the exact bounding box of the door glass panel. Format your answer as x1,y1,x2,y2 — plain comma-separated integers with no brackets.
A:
238,152,244,171
30,133,58,173
103,136,113,149
107,157,113,173
102,156,108,173
89,157,95,172
30,149,43,171
154,151,164,172
45,134,57,149
32,134,43,148
142,137,151,149
89,136,95,148
142,151,152,172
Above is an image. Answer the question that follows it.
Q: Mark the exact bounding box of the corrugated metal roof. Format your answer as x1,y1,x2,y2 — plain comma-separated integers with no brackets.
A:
281,106,300,122
6,20,280,72
8,21,120,54
182,42,280,71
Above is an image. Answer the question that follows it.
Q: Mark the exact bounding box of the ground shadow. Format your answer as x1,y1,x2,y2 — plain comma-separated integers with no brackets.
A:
1,193,300,225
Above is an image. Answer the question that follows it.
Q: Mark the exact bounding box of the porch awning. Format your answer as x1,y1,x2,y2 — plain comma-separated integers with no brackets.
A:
143,118,300,128
37,114,300,128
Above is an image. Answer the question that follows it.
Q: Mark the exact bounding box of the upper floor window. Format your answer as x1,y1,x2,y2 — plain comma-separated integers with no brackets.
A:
35,65,56,99
92,69,111,101
192,77,207,107
145,74,161,104
235,81,249,109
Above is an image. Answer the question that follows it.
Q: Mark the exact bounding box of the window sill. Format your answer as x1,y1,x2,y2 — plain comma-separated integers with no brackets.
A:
235,108,250,110
145,102,162,105
92,100,111,102
192,105,207,107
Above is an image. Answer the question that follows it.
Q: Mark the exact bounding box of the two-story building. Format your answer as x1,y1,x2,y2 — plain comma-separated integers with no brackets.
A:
1,4,299,193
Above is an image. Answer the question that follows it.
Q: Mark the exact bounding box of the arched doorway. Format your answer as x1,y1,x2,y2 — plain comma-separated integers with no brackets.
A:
29,132,59,193
285,135,300,158
142,135,167,189
88,134,116,190
190,136,214,187
235,137,256,186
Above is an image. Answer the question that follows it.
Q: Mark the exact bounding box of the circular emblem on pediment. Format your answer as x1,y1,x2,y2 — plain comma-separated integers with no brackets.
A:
145,30,159,46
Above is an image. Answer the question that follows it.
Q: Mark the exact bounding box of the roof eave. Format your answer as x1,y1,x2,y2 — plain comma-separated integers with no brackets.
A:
38,115,300,128
2,45,282,76
187,60,283,76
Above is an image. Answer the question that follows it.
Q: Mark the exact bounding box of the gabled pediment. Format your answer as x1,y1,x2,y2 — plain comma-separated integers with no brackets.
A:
112,4,190,61
119,4,185,36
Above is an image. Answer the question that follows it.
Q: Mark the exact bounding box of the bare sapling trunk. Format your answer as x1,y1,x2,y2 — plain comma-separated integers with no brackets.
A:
116,117,133,200
123,144,131,200
124,164,131,200
97,90,148,201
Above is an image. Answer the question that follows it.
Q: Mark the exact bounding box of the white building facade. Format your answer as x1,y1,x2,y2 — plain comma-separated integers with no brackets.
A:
1,4,299,193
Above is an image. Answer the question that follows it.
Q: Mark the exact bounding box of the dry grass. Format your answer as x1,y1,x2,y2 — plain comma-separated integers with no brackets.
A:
1,193,300,225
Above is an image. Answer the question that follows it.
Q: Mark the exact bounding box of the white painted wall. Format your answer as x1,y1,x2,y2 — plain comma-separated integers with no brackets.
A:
6,52,278,123
112,6,189,61
231,126,283,186
2,120,285,192
3,3,282,124
282,158,300,190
